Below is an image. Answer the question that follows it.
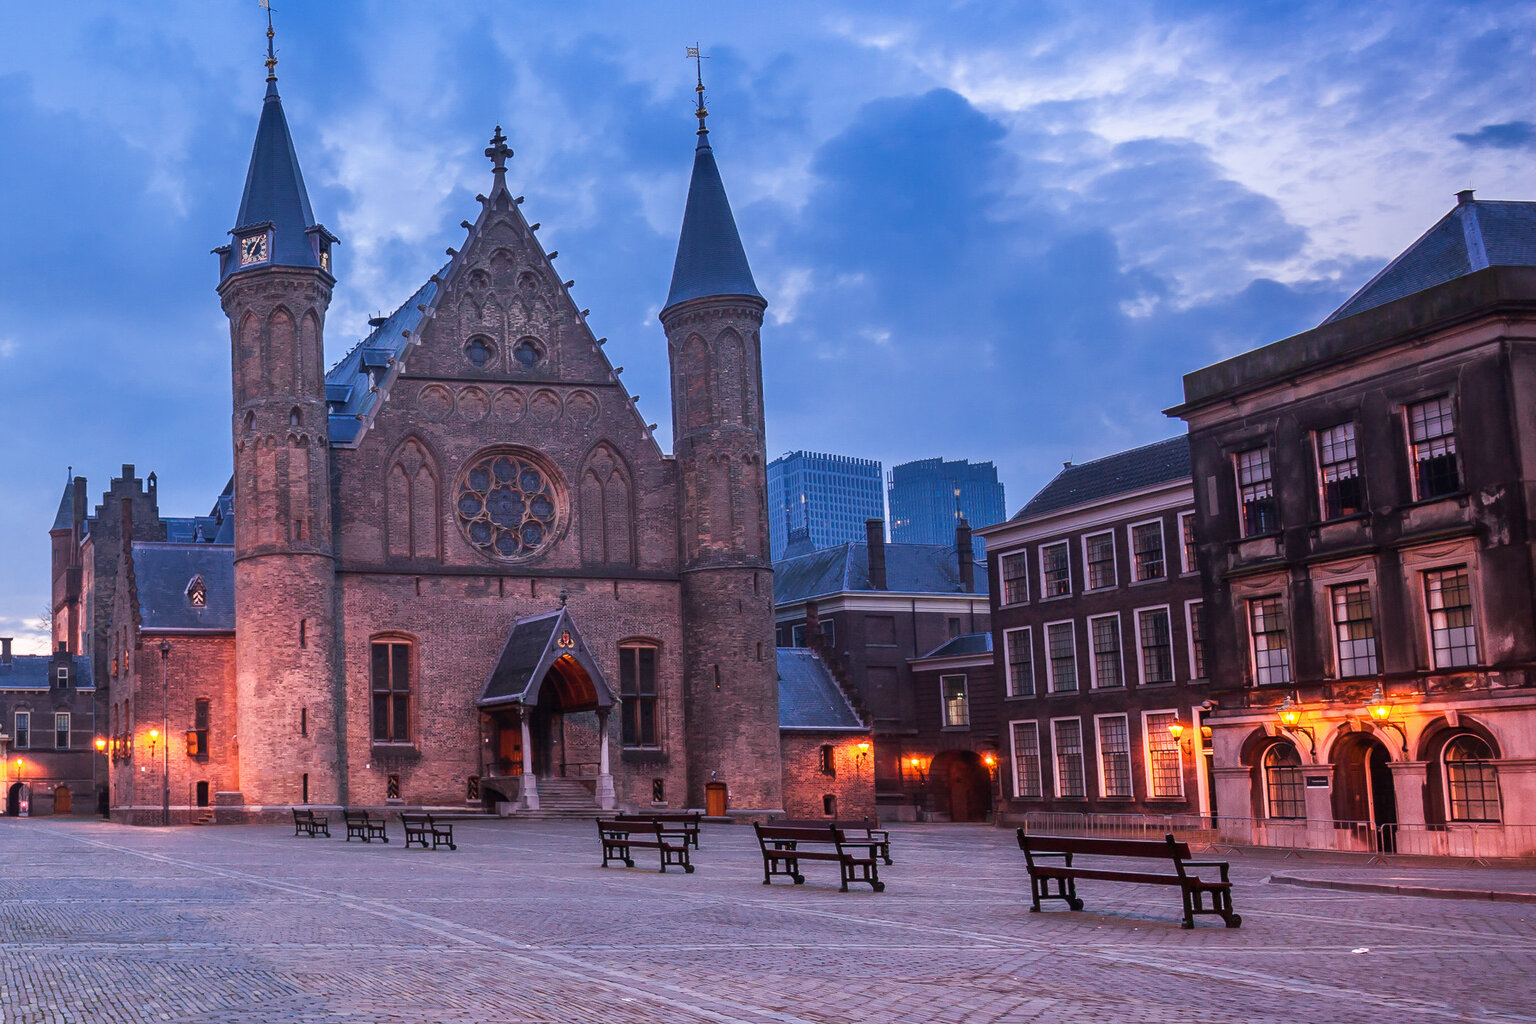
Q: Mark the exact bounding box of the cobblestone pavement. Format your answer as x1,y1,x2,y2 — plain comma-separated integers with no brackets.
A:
2,819,1533,1024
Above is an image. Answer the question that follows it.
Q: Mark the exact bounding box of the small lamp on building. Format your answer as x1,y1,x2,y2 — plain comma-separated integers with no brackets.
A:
1278,694,1300,729
1167,720,1190,753
1367,684,1392,722
908,754,928,785
981,751,997,783
94,737,107,752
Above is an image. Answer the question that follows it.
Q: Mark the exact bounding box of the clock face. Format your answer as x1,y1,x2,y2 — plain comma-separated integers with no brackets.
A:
239,233,269,265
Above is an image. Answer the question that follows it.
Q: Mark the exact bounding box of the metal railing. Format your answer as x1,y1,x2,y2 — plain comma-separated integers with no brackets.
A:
1019,811,1536,860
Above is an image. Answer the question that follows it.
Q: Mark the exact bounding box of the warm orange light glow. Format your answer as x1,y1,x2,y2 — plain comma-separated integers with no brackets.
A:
1167,722,1185,740
149,729,159,740
94,737,107,751
1367,684,1391,722
1279,709,1300,727
982,753,997,768
857,740,871,753
909,756,921,768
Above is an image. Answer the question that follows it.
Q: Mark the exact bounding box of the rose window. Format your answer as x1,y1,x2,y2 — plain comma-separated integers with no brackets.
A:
455,450,561,559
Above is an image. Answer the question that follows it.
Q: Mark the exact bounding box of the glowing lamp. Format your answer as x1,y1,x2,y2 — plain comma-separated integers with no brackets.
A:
1167,722,1185,740
149,728,160,740
982,753,997,768
857,740,871,753
94,737,107,752
909,756,921,769
1278,695,1300,729
1367,684,1391,722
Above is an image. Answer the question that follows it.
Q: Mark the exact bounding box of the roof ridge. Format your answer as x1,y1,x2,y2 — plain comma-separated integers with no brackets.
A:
1055,433,1187,471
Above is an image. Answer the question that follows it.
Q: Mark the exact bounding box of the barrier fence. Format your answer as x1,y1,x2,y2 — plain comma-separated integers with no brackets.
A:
1018,811,1536,860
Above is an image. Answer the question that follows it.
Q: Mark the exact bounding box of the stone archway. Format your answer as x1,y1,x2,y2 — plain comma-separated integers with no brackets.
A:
1332,731,1397,834
929,750,992,822
6,782,29,816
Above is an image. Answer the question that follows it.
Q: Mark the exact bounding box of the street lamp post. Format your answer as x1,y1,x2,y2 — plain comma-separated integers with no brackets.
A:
158,641,171,826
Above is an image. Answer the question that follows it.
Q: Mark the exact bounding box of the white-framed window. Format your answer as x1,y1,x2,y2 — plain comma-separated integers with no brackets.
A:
1248,595,1291,685
1179,512,1198,575
1142,710,1184,799
1010,721,1042,799
1264,742,1305,819
1096,714,1133,799
1129,519,1166,582
941,674,970,728
1316,422,1363,519
1082,530,1117,590
55,666,70,689
14,711,30,749
54,712,70,751
1185,600,1207,679
1425,567,1478,668
1087,613,1123,689
790,623,807,648
1044,620,1078,693
1330,582,1378,677
1443,734,1501,822
1051,717,1086,799
1003,626,1035,698
1135,606,1175,685
1000,552,1030,605
1040,541,1072,598
1407,395,1460,500
1236,446,1278,536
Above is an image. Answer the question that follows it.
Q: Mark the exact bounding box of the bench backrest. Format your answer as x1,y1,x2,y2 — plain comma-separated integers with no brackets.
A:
293,809,313,821
755,823,845,845
616,812,698,824
343,809,366,821
598,818,661,836
1017,829,1190,861
400,813,429,825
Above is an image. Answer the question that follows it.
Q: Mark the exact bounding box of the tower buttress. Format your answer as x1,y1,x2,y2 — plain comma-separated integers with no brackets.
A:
662,74,784,814
215,22,343,811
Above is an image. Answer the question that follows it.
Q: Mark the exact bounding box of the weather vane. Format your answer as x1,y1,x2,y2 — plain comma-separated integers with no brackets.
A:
259,0,278,79
686,44,710,135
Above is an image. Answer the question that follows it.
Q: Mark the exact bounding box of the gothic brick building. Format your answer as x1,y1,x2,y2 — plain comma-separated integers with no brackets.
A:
62,41,867,824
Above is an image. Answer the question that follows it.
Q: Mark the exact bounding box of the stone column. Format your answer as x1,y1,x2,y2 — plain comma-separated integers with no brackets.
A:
519,707,539,811
1301,763,1336,850
1211,766,1254,844
596,708,616,810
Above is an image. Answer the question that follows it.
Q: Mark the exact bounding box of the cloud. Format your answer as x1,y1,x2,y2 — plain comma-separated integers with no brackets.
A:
0,338,15,358
1454,121,1536,151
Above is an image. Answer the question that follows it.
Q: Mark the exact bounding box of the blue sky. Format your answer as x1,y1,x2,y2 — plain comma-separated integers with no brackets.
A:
1,1,1532,651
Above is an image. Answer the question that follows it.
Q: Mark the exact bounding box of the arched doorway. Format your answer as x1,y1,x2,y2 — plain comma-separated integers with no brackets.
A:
6,782,28,816
1332,732,1397,847
929,750,992,822
53,786,71,815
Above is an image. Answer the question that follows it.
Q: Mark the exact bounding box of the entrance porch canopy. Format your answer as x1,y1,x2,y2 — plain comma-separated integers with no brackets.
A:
478,607,616,712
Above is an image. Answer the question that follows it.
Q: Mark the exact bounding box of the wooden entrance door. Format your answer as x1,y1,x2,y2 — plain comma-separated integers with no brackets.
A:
53,786,71,814
705,782,727,817
496,716,523,776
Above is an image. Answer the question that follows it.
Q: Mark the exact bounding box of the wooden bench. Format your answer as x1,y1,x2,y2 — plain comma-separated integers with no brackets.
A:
344,809,389,843
292,808,329,838
754,823,884,892
597,818,694,873
401,813,457,851
614,811,703,850
1016,830,1240,929
771,817,892,865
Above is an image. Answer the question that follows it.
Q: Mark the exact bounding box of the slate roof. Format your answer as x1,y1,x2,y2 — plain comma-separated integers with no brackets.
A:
220,73,328,280
1325,196,1536,324
773,542,990,604
776,649,863,730
324,275,440,447
1014,436,1190,522
664,133,761,311
131,543,235,632
478,608,615,709
0,654,94,691
916,633,993,660
50,481,73,532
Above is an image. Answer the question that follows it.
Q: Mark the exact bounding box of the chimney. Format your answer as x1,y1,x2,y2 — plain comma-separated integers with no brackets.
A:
956,518,974,594
866,518,887,591
804,601,822,652
1,637,11,666
1457,189,1476,205
72,475,88,540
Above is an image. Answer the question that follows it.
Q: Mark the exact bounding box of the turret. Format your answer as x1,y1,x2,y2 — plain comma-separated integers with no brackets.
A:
214,16,342,811
661,65,783,815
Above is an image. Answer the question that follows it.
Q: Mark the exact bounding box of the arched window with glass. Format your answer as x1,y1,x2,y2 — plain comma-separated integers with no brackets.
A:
1263,742,1305,820
1444,734,1501,823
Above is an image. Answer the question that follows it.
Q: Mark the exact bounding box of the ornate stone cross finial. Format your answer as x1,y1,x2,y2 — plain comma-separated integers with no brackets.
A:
485,126,513,175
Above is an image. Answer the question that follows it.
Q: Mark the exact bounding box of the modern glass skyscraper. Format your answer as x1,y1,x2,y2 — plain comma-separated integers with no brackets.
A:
767,451,885,560
888,458,1006,554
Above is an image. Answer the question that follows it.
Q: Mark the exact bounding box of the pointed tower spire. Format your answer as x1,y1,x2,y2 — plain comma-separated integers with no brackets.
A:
216,3,336,281
662,52,762,313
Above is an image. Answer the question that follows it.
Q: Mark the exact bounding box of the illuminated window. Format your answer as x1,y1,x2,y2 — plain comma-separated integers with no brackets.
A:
1317,423,1363,518
941,675,970,728
1144,710,1182,798
1041,541,1071,597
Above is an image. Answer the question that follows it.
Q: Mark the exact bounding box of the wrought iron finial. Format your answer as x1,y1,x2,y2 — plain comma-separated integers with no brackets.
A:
686,44,710,138
260,0,278,81
485,125,513,177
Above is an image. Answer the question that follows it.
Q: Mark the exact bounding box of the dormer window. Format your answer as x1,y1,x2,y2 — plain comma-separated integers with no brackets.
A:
187,575,207,608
